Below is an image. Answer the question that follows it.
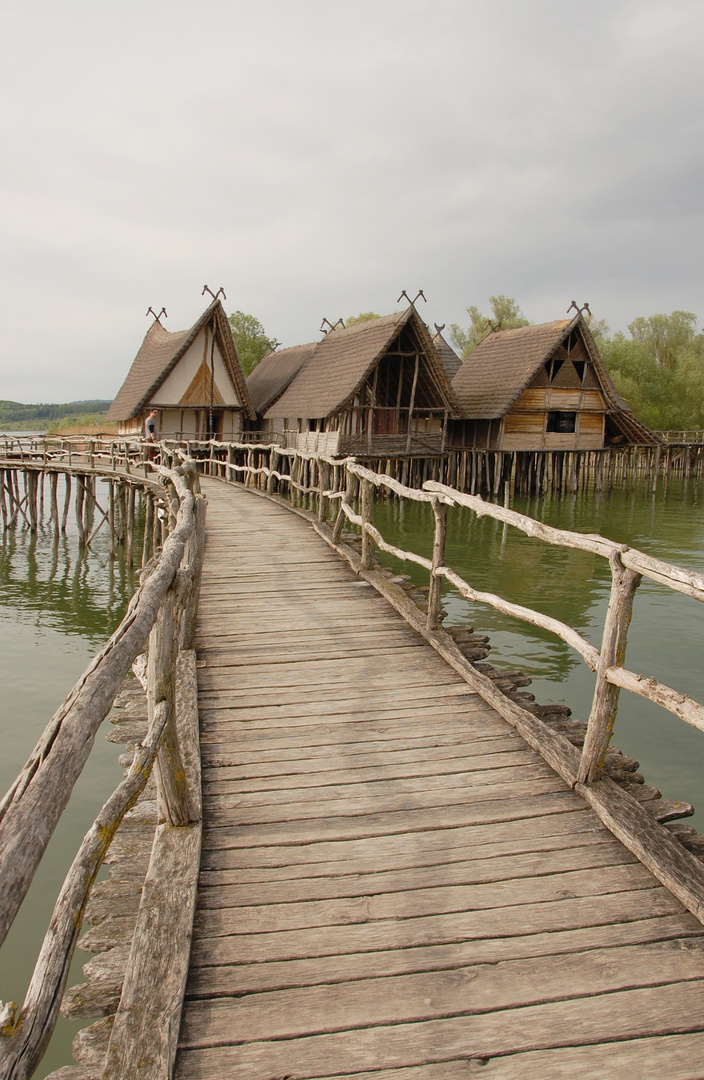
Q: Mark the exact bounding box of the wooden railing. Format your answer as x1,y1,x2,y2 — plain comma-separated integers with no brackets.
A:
655,430,704,444
0,441,206,1080
188,438,704,920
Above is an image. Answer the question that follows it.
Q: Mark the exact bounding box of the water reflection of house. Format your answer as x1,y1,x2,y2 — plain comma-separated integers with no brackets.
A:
249,307,461,457
449,314,658,451
108,300,253,440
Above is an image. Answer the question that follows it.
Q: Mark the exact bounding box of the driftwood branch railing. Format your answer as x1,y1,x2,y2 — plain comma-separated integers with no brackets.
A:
188,437,704,922
0,441,206,1080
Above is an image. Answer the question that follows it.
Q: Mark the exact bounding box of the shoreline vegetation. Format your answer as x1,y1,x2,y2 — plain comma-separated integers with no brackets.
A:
0,399,117,436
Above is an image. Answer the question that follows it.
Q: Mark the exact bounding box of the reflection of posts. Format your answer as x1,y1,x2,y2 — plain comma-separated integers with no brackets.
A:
144,410,158,460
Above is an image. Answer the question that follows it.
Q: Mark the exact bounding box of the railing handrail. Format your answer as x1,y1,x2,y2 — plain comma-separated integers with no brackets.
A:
0,444,205,1080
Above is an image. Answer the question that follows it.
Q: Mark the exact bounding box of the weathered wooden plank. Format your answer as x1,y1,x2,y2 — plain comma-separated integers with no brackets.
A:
201,748,549,788
174,981,704,1079
193,863,659,939
180,939,704,1047
185,913,704,998
200,775,568,824
200,808,601,872
196,840,635,907
189,887,683,968
103,823,201,1079
199,730,526,766
197,691,485,726
198,647,443,681
200,790,581,850
198,700,491,733
418,1033,704,1080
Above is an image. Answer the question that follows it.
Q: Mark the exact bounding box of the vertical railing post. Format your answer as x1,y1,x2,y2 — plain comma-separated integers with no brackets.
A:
267,449,279,494
427,496,448,630
577,549,642,784
318,459,329,522
332,468,356,545
180,486,206,651
360,477,375,570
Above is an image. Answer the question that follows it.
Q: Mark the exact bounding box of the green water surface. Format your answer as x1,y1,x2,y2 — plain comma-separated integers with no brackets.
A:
0,473,138,1077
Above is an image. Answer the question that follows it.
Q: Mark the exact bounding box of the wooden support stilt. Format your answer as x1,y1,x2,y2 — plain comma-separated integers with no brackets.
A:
126,484,136,566
75,476,86,546
29,470,39,533
61,474,71,534
108,482,116,557
49,473,59,537
0,471,7,531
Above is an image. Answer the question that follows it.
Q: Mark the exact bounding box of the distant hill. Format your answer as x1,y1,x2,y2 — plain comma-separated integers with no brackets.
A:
0,400,113,429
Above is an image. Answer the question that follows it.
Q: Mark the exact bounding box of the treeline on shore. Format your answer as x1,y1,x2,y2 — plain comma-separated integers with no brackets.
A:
0,399,113,433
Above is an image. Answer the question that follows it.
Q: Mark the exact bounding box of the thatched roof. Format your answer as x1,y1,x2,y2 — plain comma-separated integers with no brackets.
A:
108,300,254,421
265,308,461,420
432,329,462,380
452,320,571,418
451,315,659,445
247,342,317,415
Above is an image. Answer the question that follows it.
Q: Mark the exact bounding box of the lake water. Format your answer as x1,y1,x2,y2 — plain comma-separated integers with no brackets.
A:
372,477,704,830
0,471,138,1078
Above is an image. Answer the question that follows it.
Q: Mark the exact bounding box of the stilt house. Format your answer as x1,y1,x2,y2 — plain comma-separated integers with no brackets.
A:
255,307,461,456
107,300,254,440
450,313,658,450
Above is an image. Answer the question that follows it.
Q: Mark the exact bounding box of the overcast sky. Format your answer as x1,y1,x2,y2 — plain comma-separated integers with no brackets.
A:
1,0,702,403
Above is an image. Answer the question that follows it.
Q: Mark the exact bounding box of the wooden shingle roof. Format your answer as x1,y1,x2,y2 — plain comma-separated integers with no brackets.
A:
247,342,318,416
107,300,254,421
266,308,461,420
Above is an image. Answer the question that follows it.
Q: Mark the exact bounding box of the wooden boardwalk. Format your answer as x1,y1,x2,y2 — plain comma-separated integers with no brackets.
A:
175,478,704,1079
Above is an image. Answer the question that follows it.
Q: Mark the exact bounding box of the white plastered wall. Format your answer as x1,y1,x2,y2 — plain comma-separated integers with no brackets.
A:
151,329,242,406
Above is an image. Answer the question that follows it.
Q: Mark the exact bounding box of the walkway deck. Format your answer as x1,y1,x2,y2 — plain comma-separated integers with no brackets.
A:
175,478,704,1079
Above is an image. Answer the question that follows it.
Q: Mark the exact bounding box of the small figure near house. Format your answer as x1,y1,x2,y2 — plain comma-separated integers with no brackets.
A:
144,409,158,442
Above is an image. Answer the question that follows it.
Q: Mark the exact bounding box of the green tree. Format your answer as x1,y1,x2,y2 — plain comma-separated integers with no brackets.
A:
627,311,699,371
450,295,530,358
600,311,704,430
345,312,380,327
228,311,276,376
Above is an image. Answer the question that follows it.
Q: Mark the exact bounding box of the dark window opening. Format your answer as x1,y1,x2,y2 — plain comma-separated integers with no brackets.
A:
565,330,579,353
548,358,565,382
547,411,577,433
573,360,586,382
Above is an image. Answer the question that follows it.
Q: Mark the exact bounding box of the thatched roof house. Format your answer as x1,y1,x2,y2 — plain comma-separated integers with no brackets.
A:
108,300,254,440
450,313,658,450
246,342,317,417
252,307,461,457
